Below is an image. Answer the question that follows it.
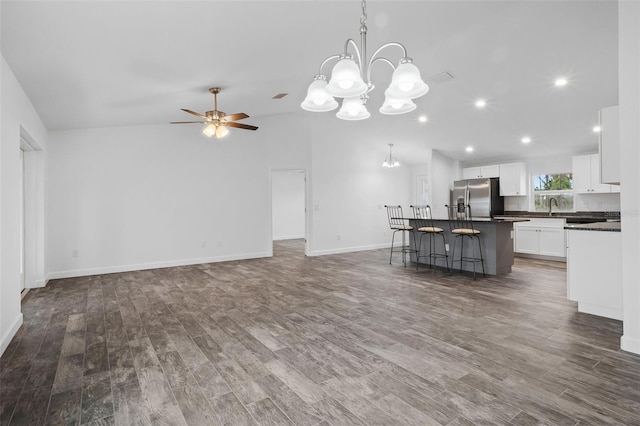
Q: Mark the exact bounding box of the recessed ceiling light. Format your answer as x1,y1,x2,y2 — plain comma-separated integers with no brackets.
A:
521,137,531,144
554,78,568,87
418,115,428,123
475,99,486,108
465,146,474,153
593,125,602,133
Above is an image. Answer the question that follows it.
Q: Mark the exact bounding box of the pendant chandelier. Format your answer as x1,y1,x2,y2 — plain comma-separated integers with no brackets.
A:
382,144,400,168
301,0,428,120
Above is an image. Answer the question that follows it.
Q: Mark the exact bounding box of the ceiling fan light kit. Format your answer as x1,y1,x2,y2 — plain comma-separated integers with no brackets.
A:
170,87,258,138
301,0,428,120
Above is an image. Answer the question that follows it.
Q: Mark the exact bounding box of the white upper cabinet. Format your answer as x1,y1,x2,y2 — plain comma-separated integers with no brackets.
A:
599,106,620,185
462,164,500,179
499,162,527,196
572,154,614,194
462,167,479,179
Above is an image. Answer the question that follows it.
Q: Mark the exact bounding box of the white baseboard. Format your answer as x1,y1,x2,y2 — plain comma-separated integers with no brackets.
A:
0,314,23,358
273,235,305,241
621,335,640,355
577,302,623,321
47,252,271,280
32,277,48,288
21,288,30,300
308,243,390,257
515,253,566,263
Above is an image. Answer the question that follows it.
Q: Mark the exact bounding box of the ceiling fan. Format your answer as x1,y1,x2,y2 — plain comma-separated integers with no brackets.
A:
170,87,258,138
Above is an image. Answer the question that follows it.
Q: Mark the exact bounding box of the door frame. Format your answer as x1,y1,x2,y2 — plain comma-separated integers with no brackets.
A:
19,147,26,293
19,128,43,293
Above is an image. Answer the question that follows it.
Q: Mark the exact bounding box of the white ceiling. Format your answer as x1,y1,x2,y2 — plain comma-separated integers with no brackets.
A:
1,0,619,163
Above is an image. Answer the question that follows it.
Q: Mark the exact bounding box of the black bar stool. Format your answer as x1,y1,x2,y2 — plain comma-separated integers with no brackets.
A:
410,205,449,272
446,204,485,279
384,205,416,266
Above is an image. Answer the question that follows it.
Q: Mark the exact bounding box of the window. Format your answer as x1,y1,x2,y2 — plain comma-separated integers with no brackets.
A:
532,173,574,212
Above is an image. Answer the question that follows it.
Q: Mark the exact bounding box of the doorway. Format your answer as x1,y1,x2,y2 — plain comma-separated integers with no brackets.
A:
416,174,429,205
271,169,307,256
19,148,26,293
19,129,43,295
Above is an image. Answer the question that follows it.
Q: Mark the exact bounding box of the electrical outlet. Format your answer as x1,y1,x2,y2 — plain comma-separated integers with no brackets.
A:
337,235,341,241
445,244,450,252
72,249,80,258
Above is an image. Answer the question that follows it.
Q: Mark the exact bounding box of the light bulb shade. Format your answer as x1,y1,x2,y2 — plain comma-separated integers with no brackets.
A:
326,57,368,98
382,159,399,168
203,124,216,137
216,125,229,138
301,77,338,112
379,95,417,115
336,97,370,120
386,60,429,99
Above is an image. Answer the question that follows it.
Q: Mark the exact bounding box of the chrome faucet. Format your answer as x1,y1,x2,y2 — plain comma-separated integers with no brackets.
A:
548,197,559,216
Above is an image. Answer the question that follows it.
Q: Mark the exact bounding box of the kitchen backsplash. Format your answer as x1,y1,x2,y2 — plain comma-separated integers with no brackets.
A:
504,192,621,212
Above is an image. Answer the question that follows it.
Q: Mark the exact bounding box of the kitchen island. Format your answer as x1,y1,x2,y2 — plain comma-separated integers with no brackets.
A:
566,221,622,320
408,218,524,276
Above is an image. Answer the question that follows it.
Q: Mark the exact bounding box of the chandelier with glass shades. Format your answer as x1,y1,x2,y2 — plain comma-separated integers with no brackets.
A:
301,0,428,120
382,144,400,168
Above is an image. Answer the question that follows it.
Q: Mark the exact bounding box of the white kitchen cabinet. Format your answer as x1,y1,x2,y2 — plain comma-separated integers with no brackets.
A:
499,162,527,196
514,226,538,254
566,229,622,320
572,154,613,194
538,226,566,256
599,105,620,185
514,219,566,258
462,164,500,179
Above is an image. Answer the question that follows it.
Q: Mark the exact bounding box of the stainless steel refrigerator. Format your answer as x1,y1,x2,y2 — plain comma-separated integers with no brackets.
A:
451,178,504,219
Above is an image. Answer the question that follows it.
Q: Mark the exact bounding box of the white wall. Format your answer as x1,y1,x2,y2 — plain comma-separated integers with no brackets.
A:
502,154,621,212
272,170,305,240
47,124,271,277
46,111,425,269
1,55,48,356
307,116,417,256
431,150,461,219
619,1,640,355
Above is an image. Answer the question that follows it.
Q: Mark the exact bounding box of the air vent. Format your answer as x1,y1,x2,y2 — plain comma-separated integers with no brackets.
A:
272,93,288,99
428,71,455,85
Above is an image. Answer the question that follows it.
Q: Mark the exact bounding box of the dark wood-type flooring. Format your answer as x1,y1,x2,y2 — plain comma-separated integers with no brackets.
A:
2,240,640,425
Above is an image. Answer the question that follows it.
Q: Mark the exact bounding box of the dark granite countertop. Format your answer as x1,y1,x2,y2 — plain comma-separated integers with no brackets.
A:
410,218,528,223
497,211,620,220
564,222,621,232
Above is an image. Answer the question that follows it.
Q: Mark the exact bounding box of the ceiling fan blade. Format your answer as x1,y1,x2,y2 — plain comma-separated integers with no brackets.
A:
181,108,207,119
227,122,258,131
170,121,207,124
222,113,249,122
